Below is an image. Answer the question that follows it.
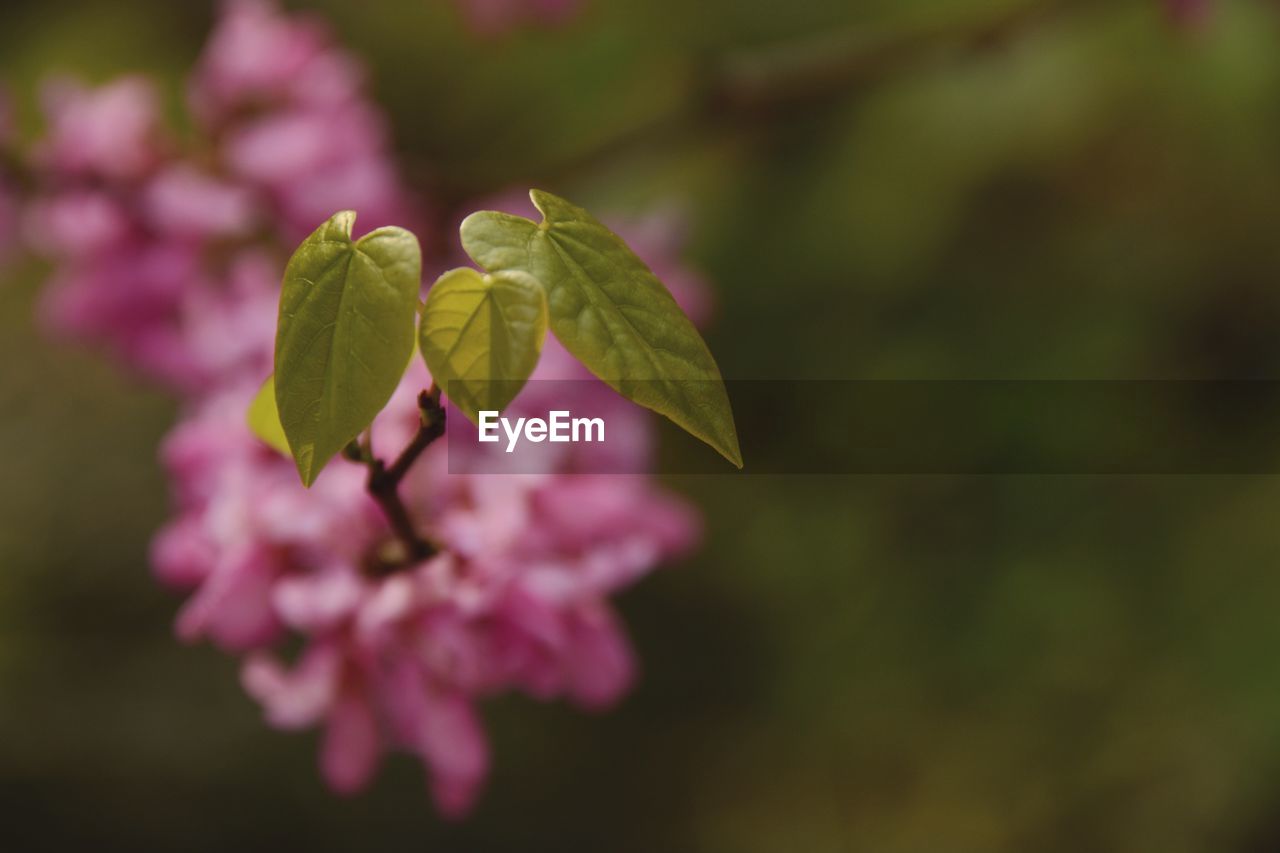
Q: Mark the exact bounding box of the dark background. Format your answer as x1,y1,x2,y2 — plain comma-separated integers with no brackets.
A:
6,1,1280,850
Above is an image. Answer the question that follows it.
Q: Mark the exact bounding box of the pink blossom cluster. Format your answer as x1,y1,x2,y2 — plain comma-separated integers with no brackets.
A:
155,361,696,813
18,0,705,816
26,0,414,391
151,199,708,812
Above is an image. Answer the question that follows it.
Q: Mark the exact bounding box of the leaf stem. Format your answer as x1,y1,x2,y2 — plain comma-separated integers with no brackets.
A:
363,385,446,571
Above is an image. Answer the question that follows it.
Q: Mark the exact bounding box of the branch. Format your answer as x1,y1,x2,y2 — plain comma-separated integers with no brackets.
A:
361,386,447,573
418,0,1090,199
707,0,1081,116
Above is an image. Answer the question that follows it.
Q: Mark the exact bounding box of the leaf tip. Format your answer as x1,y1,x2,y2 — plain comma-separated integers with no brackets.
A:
528,188,566,223
717,431,744,469
293,444,319,488
324,209,357,234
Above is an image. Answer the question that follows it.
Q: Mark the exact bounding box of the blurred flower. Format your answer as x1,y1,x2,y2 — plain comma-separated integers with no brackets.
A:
454,0,584,36
151,197,712,810
16,0,710,817
33,76,167,181
187,0,364,124
155,363,697,813
143,164,258,240
25,0,416,390
221,102,408,239
193,0,414,239
36,241,210,388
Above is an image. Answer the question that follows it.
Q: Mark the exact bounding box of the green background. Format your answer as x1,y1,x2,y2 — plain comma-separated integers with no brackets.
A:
5,0,1280,850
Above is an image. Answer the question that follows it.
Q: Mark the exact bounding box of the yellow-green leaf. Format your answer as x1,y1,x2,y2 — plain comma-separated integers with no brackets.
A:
246,374,290,456
419,267,547,424
460,190,742,467
274,211,421,486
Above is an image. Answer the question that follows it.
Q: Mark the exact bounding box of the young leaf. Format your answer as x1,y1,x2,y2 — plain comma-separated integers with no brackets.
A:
246,374,290,456
460,190,742,467
419,267,547,424
275,211,421,486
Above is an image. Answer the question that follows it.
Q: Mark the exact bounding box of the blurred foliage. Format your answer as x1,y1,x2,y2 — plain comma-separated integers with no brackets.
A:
6,0,1280,850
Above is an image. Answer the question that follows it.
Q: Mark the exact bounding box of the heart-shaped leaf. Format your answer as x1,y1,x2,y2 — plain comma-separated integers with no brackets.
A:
246,374,290,456
460,190,742,467
419,267,547,424
275,211,421,486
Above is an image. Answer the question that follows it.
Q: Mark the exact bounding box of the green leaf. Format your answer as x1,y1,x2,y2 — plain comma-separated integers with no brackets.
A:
460,189,742,467
419,267,547,424
246,374,290,456
274,211,421,486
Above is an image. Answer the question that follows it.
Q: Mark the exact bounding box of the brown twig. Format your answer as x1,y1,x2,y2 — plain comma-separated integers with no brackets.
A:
706,0,1081,116
362,386,446,571
416,0,1091,198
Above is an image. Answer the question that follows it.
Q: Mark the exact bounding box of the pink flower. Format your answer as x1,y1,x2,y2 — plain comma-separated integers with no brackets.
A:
189,0,365,125
178,251,278,390
20,0,710,818
24,191,133,258
143,165,259,240
154,358,697,812
33,76,166,181
191,0,414,236
25,0,416,390
37,242,208,388
223,104,407,237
